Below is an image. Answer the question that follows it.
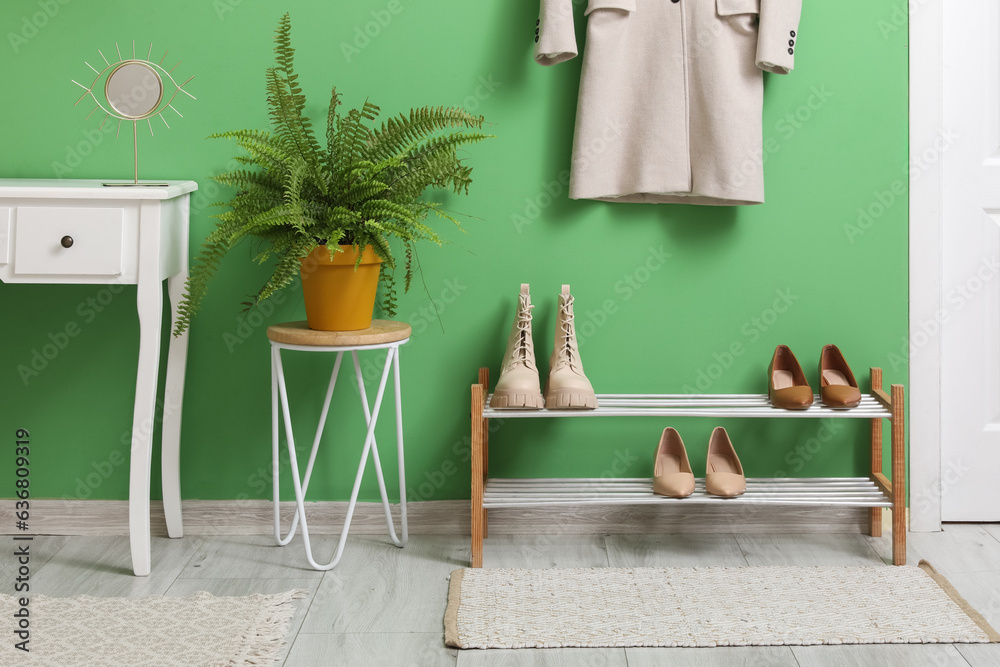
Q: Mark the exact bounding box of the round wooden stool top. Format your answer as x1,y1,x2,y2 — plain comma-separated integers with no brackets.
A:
267,320,411,347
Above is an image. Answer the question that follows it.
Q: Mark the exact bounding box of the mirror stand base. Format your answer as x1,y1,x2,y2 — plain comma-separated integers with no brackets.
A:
102,182,171,187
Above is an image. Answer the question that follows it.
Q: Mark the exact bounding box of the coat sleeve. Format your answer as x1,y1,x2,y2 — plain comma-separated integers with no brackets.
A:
756,0,802,74
534,0,578,66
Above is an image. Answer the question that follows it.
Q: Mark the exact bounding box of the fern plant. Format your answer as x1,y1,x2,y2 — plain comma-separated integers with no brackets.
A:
173,13,492,336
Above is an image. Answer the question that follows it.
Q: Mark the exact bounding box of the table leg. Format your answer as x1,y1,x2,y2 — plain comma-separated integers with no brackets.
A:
161,270,189,539
129,274,163,577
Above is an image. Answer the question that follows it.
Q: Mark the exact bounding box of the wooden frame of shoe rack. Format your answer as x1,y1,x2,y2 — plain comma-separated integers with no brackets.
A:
469,367,906,567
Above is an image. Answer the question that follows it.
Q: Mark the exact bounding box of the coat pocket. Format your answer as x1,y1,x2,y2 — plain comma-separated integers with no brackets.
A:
585,0,636,16
717,0,760,15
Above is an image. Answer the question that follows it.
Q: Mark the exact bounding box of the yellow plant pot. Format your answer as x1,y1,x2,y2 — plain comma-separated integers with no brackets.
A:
299,244,382,331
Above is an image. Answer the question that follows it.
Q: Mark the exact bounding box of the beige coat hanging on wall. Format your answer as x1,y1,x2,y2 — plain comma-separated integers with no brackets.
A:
535,0,802,205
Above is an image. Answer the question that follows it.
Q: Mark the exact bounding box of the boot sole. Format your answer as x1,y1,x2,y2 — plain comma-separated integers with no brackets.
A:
544,389,598,410
490,390,544,410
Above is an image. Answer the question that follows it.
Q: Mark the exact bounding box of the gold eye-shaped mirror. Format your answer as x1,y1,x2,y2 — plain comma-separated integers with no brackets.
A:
72,42,195,186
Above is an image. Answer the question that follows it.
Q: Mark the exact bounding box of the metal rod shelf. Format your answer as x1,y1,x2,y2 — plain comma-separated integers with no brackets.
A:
483,393,890,419
484,477,892,509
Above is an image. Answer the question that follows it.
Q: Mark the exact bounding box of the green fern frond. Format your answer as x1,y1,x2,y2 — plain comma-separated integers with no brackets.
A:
343,180,389,206
267,14,327,194
377,261,398,317
209,129,294,177
213,169,283,195
403,244,414,293
366,106,484,162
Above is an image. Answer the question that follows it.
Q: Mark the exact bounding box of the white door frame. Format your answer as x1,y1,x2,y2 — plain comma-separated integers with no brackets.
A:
909,0,944,532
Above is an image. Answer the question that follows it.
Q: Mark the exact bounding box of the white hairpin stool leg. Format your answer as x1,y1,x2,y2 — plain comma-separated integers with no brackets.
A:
273,346,312,552
394,345,408,545
271,345,283,544
270,340,406,571
272,345,329,570
273,349,344,546
275,344,395,570
303,345,395,570
351,348,407,547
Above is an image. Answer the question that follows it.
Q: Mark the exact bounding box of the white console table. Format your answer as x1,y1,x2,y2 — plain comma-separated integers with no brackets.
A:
0,179,197,576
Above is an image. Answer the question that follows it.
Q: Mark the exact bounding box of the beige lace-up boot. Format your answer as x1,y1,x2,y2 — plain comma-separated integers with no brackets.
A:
545,285,598,409
491,284,545,409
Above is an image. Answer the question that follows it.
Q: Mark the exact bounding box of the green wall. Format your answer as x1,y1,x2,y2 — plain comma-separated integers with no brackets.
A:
0,0,908,504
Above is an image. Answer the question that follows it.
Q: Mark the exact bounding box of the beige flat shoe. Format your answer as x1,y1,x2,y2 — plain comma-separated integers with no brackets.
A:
705,427,746,497
653,427,695,498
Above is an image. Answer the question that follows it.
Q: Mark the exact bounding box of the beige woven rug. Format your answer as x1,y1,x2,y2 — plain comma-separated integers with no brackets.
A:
444,561,1000,649
0,590,306,666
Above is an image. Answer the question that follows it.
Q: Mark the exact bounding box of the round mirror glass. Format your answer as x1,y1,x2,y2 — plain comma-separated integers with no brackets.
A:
105,62,163,119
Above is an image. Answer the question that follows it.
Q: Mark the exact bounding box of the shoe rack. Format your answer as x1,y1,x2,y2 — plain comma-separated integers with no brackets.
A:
469,367,906,567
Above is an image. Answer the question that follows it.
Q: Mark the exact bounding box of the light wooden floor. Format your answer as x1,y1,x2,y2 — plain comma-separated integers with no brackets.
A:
17,525,1000,666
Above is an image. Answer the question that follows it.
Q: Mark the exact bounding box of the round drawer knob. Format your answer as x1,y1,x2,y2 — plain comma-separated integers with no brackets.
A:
61,235,74,248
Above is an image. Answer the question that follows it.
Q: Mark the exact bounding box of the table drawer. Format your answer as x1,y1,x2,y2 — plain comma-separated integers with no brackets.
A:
14,207,124,276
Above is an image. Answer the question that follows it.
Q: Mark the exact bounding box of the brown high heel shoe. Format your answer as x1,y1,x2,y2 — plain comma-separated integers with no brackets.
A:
652,428,695,498
705,427,745,497
819,344,862,408
767,345,814,410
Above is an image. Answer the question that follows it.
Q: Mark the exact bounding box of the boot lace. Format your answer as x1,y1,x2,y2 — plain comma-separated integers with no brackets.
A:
508,295,536,371
553,296,579,371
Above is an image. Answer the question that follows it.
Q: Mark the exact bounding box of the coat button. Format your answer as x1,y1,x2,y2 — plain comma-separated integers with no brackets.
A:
788,47,794,55
790,30,796,37
672,0,680,3
536,19,540,26
788,39,794,46
535,36,539,43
